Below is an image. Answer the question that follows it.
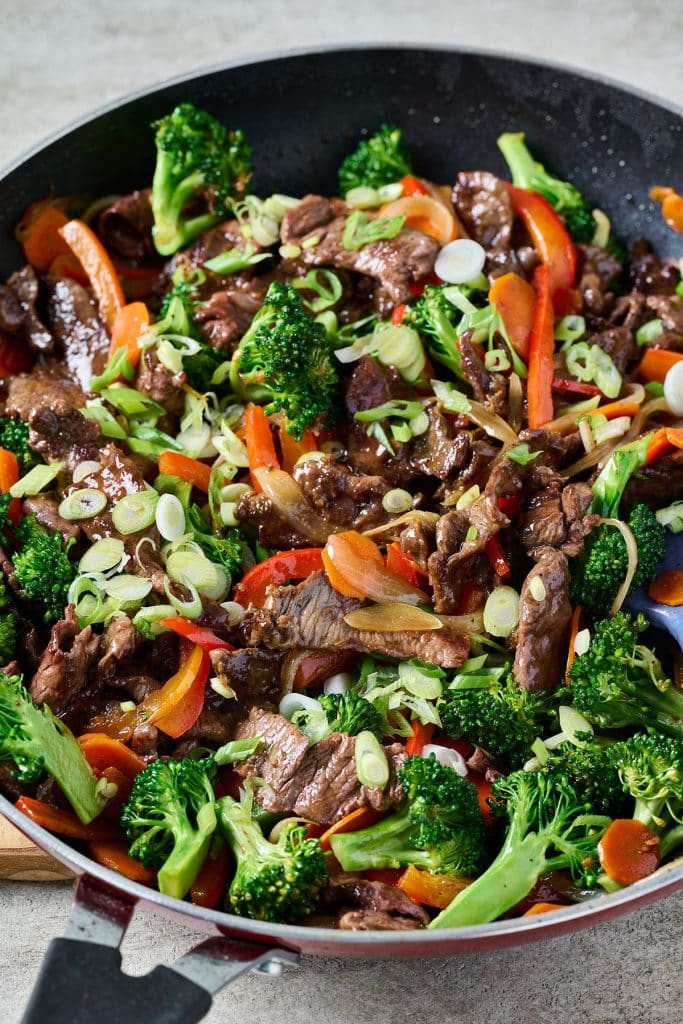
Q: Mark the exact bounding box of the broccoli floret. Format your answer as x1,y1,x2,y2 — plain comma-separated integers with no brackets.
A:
12,516,76,623
611,731,683,833
0,611,17,666
184,345,228,393
0,418,38,471
0,673,106,822
568,612,683,738
405,285,463,379
229,281,339,439
185,504,243,581
318,692,382,737
571,503,666,615
0,493,13,544
543,740,629,818
121,757,217,899
217,792,328,922
498,132,622,258
429,769,610,928
330,754,485,876
12,516,77,623
151,102,252,255
440,664,557,770
338,125,412,195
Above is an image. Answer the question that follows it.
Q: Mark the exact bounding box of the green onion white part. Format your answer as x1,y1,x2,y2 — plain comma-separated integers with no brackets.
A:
664,360,683,416
483,586,520,638
58,488,107,520
112,490,159,534
9,462,63,498
434,239,486,284
354,731,389,789
156,493,186,541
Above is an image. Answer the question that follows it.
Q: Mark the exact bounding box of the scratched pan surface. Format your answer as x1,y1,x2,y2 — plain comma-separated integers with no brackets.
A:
1,45,682,1022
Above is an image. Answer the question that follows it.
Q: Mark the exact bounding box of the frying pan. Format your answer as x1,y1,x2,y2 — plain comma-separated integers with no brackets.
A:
1,44,682,1024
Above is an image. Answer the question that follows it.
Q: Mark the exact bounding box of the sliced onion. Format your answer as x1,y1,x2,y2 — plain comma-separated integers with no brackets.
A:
560,437,621,478
664,361,683,416
323,672,353,695
421,743,468,776
362,510,440,539
382,488,413,515
58,488,107,520
379,195,456,246
325,533,427,605
623,396,671,445
79,538,125,574
578,418,595,453
466,400,518,445
279,692,323,719
436,612,485,634
220,600,245,626
435,239,486,284
254,466,331,543
545,396,602,435
166,550,229,601
156,493,186,541
600,517,639,615
112,490,159,535
574,628,591,657
508,373,523,434
344,603,443,632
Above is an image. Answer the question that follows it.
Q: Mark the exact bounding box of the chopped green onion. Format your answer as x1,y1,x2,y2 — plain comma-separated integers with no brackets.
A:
342,210,404,251
203,246,272,275
441,286,477,316
101,385,164,420
465,526,478,543
58,488,107,521
528,576,547,602
100,575,154,604
133,603,178,638
213,737,261,766
156,493,186,541
645,381,665,397
69,575,105,628
484,348,511,373
590,345,621,398
483,586,520,638
10,462,63,498
354,730,389,789
163,576,202,619
111,490,159,535
431,379,471,414
166,548,229,601
382,488,413,514
565,341,593,382
397,661,444,700
408,411,430,436
373,325,426,384
558,705,593,746
79,538,126,575
531,737,550,766
635,319,664,345
354,399,425,423
506,442,541,466
119,700,136,713
279,243,301,260
656,500,683,533
301,235,320,250
390,421,412,444
555,315,586,343
72,461,101,484
455,484,480,511
292,269,343,313
90,348,135,392
82,402,128,439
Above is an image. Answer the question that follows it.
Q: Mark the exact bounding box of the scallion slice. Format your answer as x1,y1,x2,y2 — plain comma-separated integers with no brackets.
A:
156,493,187,541
111,490,159,535
79,538,126,575
483,586,520,638
58,488,107,520
354,731,389,789
10,462,63,498
100,575,154,603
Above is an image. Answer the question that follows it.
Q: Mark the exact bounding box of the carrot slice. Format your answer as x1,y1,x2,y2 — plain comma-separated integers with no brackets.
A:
89,840,157,884
58,219,125,331
0,448,19,493
109,301,150,367
489,272,535,360
405,720,435,757
19,205,70,271
522,902,567,917
77,733,146,779
592,399,641,421
637,347,683,384
157,450,211,492
648,569,683,607
318,807,381,852
279,426,318,473
397,864,470,909
15,797,117,841
244,404,280,491
598,818,660,885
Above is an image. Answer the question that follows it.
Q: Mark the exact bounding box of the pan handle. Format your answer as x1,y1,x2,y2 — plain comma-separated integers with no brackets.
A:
21,875,298,1024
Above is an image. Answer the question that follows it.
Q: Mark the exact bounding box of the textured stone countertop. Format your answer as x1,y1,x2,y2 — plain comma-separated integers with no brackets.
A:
0,2,681,1022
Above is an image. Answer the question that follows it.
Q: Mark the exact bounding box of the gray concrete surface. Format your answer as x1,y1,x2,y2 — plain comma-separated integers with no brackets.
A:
0,1,682,1021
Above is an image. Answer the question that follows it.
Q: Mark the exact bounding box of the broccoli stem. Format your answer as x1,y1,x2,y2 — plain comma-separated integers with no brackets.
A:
157,800,217,900
660,824,683,859
429,833,549,928
331,809,416,871
497,133,538,191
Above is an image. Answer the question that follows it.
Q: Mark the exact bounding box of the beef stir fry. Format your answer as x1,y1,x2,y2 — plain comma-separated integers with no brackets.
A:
1,107,683,930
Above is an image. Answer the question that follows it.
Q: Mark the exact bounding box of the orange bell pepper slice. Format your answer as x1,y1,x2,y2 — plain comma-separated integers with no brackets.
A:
58,219,125,331
648,569,683,607
89,840,157,884
244,404,280,491
397,864,470,909
279,425,318,473
16,204,70,272
637,347,683,383
77,733,146,780
157,450,211,492
489,272,535,360
526,263,555,428
522,902,567,917
148,643,211,739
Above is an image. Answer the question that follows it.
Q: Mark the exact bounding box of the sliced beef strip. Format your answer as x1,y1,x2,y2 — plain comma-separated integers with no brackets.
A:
0,283,26,333
458,332,508,416
242,570,470,668
610,292,647,331
233,707,405,823
234,490,305,549
6,363,86,421
45,277,110,389
577,244,623,315
485,245,538,281
452,171,513,249
209,648,284,706
28,400,101,470
645,294,683,337
136,349,187,411
280,194,438,309
427,501,500,614
30,605,100,712
98,615,140,681
399,519,435,574
170,219,263,285
5,266,53,354
337,910,424,931
323,873,428,930
407,402,471,480
518,481,598,559
22,494,82,543
623,450,683,507
513,548,572,692
628,239,680,295
586,325,636,374
97,189,155,263
194,277,269,351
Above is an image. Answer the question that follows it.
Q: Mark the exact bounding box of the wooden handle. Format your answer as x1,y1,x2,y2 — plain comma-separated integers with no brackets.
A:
0,814,72,881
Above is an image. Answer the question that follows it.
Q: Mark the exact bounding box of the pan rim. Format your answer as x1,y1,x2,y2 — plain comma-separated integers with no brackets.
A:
2,42,682,951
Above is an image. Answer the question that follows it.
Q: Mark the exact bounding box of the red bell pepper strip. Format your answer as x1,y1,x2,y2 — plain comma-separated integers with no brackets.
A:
408,272,441,297
233,547,324,608
551,377,601,397
190,841,231,908
385,541,423,587
527,263,556,429
401,174,428,197
15,796,118,841
289,649,356,691
455,581,486,615
506,184,577,297
405,720,435,757
496,494,520,519
244,404,280,492
278,426,318,474
485,535,511,580
0,447,22,524
391,303,408,325
159,616,235,652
